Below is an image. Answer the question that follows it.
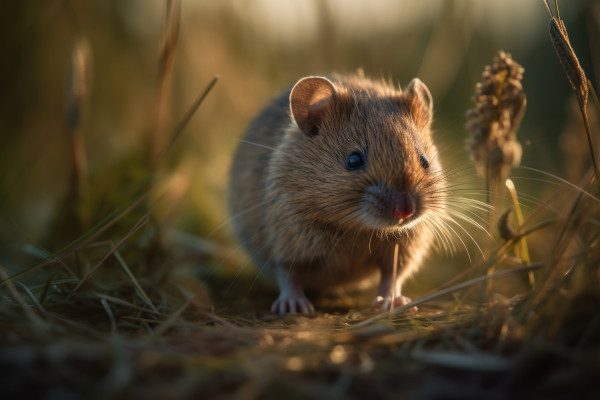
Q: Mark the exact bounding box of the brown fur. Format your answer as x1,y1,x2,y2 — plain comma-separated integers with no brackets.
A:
228,74,445,313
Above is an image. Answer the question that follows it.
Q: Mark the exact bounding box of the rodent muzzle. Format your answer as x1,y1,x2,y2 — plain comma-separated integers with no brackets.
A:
392,193,415,220
362,185,419,228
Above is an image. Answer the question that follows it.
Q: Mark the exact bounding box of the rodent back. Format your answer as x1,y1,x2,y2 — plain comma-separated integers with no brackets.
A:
227,90,292,257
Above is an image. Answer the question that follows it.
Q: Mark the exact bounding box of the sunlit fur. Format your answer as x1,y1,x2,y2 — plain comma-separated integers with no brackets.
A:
228,74,487,309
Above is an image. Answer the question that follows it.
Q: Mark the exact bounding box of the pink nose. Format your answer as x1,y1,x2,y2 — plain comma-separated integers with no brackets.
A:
393,195,415,219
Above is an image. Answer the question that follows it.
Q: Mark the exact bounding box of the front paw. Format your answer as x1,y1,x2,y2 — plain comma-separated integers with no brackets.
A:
371,295,417,313
271,294,315,314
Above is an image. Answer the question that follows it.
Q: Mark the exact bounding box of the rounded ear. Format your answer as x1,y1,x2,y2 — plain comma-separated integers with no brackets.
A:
405,78,433,129
290,76,336,137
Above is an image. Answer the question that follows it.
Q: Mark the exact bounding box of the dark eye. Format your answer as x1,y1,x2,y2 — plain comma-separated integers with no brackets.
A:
346,152,365,170
419,154,430,170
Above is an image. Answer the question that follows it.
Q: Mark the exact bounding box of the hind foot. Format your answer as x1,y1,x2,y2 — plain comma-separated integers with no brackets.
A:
271,269,315,314
271,294,315,314
372,295,417,313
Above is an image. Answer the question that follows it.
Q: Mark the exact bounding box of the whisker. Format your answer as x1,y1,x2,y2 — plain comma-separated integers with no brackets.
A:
245,253,277,297
448,210,490,233
239,139,297,159
207,198,272,238
445,212,487,257
423,218,454,255
438,217,473,263
517,166,600,203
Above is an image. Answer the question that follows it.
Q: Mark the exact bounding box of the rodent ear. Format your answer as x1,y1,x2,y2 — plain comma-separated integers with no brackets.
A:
290,76,336,137
405,78,433,129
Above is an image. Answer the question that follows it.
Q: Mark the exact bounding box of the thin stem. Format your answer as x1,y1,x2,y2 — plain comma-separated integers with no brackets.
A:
579,103,600,187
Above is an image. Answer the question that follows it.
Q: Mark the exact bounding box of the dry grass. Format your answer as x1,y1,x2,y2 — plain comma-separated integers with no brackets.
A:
1,1,600,399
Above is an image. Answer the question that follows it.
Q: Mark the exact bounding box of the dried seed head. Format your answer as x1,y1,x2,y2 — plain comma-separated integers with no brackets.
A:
466,51,526,184
544,0,598,181
549,17,588,109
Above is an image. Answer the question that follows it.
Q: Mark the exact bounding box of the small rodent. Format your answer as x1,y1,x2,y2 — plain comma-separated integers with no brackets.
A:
228,74,445,314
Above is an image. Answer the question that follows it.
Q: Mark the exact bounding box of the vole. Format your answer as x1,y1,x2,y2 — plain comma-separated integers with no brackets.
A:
228,74,445,314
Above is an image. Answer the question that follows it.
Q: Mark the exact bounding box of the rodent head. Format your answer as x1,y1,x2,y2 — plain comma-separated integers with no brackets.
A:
268,75,445,236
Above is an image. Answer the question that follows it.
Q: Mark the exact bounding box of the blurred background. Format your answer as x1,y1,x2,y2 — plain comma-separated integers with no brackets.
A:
0,0,597,293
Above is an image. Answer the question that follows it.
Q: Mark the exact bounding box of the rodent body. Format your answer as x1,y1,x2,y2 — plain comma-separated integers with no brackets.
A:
228,74,444,313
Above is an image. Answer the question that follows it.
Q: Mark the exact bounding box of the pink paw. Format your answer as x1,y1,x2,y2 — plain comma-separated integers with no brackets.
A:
271,295,315,314
371,295,417,313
